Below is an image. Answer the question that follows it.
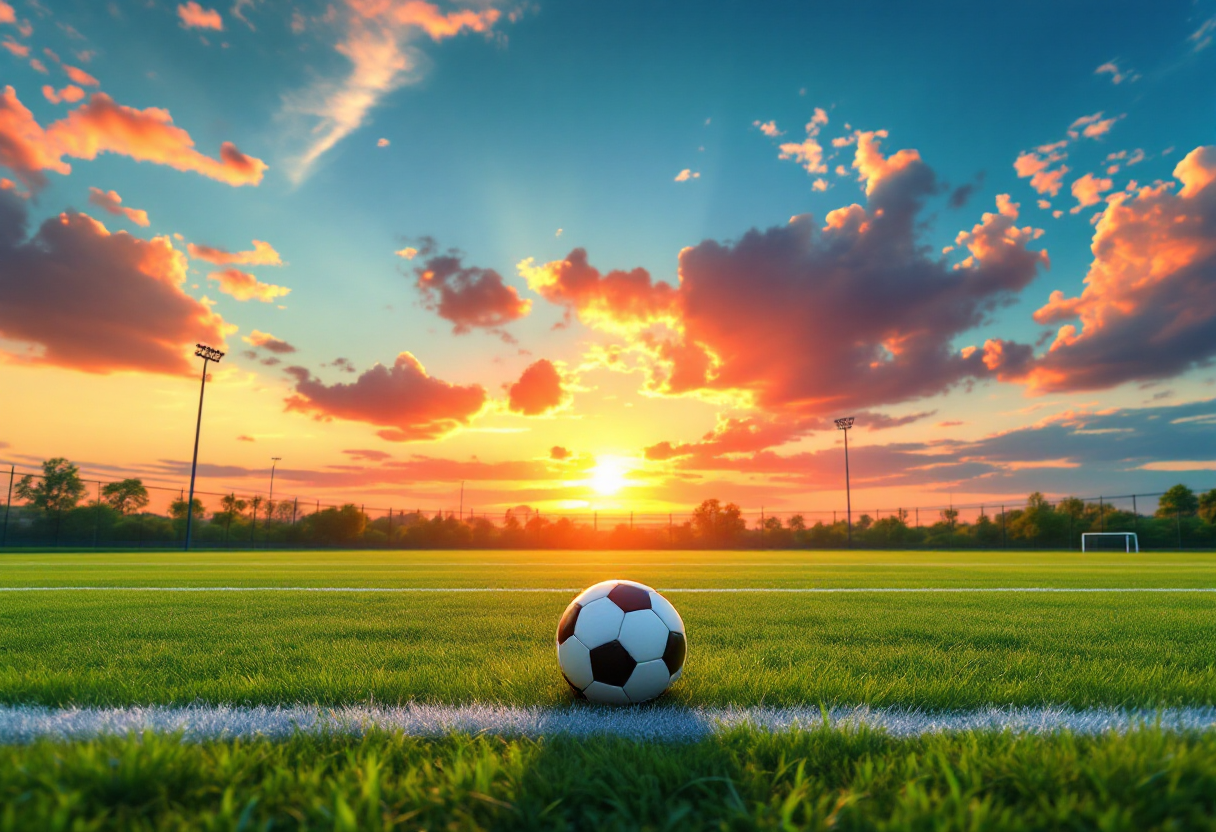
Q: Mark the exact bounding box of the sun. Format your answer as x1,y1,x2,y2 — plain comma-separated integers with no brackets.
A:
589,457,629,496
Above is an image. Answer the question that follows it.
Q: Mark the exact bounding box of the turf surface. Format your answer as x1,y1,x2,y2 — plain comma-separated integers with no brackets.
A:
1,550,1214,709
2,727,1215,831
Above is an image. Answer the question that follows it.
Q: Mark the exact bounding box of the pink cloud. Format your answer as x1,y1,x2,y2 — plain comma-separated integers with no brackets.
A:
1068,111,1121,140
0,192,228,375
507,359,568,416
41,84,86,105
87,187,150,226
62,65,98,87
177,2,224,30
285,352,487,441
1025,146,1216,391
1014,150,1069,196
207,268,290,302
2,38,27,57
0,3,14,25
187,239,281,265
753,120,782,137
0,87,266,191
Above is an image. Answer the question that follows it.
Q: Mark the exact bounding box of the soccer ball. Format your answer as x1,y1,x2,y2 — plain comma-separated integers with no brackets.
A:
556,579,686,704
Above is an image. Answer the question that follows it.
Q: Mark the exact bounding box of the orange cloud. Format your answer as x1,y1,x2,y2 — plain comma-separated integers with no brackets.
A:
0,87,266,191
207,268,290,302
285,352,487,441
0,2,14,25
187,239,281,265
41,84,86,105
177,2,223,30
0,191,228,375
674,168,700,181
1013,150,1069,196
507,359,569,416
2,38,27,57
87,187,150,227
243,329,297,354
62,65,99,87
1068,111,1121,140
1025,146,1216,392
1069,172,1112,213
853,130,923,195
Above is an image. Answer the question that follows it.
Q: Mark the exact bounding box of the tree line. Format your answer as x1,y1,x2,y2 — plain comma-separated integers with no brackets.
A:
3,458,1215,549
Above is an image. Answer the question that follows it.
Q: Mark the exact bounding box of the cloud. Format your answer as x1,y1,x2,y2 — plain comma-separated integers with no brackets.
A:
411,244,531,336
518,246,679,334
753,120,783,137
178,2,223,30
62,65,98,86
1069,172,1113,213
395,246,417,259
87,187,149,226
284,351,487,441
1189,17,1216,52
0,191,228,375
1013,149,1069,196
242,329,296,353
549,445,570,460
507,358,568,416
187,239,281,265
207,268,290,302
41,84,85,104
282,0,505,182
2,38,27,57
526,135,1046,423
1025,146,1216,392
377,137,389,147
777,110,829,174
0,3,13,25
231,0,257,28
1095,60,1137,84
674,168,700,182
344,448,391,461
0,87,266,191
236,434,255,442
1068,111,1121,140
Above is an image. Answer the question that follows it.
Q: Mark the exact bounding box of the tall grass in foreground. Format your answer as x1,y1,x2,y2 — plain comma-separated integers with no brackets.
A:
2,727,1215,830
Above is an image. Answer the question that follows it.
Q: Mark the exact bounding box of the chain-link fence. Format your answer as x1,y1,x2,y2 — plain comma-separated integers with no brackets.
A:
1,463,1213,550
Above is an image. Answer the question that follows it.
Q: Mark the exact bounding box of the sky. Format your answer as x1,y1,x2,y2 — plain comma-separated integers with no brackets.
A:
1,0,1215,517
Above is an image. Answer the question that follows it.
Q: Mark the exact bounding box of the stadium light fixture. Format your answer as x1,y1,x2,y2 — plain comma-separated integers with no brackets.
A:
184,344,224,551
834,416,855,549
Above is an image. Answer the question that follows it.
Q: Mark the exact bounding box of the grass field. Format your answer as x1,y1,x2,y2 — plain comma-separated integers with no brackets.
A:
2,549,1215,829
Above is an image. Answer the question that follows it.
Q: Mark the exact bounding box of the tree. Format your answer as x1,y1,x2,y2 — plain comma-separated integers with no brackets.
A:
14,458,86,513
102,479,149,515
1200,489,1216,523
309,504,366,543
1057,497,1086,519
169,497,205,520
692,499,745,541
1157,484,1199,518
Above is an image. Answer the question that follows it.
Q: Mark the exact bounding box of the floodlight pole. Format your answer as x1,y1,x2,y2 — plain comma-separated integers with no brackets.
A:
267,457,281,545
835,417,855,549
185,344,224,551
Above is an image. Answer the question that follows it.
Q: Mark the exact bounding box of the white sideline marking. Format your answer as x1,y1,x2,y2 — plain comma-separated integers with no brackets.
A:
1,586,1215,593
1,704,1213,743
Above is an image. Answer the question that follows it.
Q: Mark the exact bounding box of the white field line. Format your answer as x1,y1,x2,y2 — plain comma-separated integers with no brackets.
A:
1,586,1216,593
1,703,1214,744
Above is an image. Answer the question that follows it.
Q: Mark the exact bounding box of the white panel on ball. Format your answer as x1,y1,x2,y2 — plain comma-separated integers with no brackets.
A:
574,580,618,606
617,610,668,662
648,591,685,634
572,597,625,648
556,635,594,690
623,659,672,703
583,681,631,705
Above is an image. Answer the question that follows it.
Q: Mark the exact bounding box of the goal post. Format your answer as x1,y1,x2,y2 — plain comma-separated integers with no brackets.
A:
1081,532,1139,553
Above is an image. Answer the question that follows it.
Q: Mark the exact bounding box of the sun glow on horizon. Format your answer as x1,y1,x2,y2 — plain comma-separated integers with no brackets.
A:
589,456,629,496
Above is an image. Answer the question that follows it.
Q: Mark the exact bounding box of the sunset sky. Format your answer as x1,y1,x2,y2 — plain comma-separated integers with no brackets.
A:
1,0,1215,516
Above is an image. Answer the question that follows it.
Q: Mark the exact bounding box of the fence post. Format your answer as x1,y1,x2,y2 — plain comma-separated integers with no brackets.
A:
1,464,13,548
1069,511,1074,551
1001,505,1007,549
1132,495,1138,540
292,498,298,526
1099,497,1105,532
760,506,764,548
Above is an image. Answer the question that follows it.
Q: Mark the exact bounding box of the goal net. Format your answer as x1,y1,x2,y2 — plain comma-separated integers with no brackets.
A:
1081,532,1139,553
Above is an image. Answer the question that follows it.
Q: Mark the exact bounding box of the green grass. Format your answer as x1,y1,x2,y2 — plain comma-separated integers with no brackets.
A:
3,727,1216,830
4,548,1216,588
1,550,1215,708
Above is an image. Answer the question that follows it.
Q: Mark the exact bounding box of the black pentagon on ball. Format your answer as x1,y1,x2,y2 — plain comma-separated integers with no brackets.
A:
588,640,637,686
556,602,581,644
663,631,686,675
607,583,651,613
